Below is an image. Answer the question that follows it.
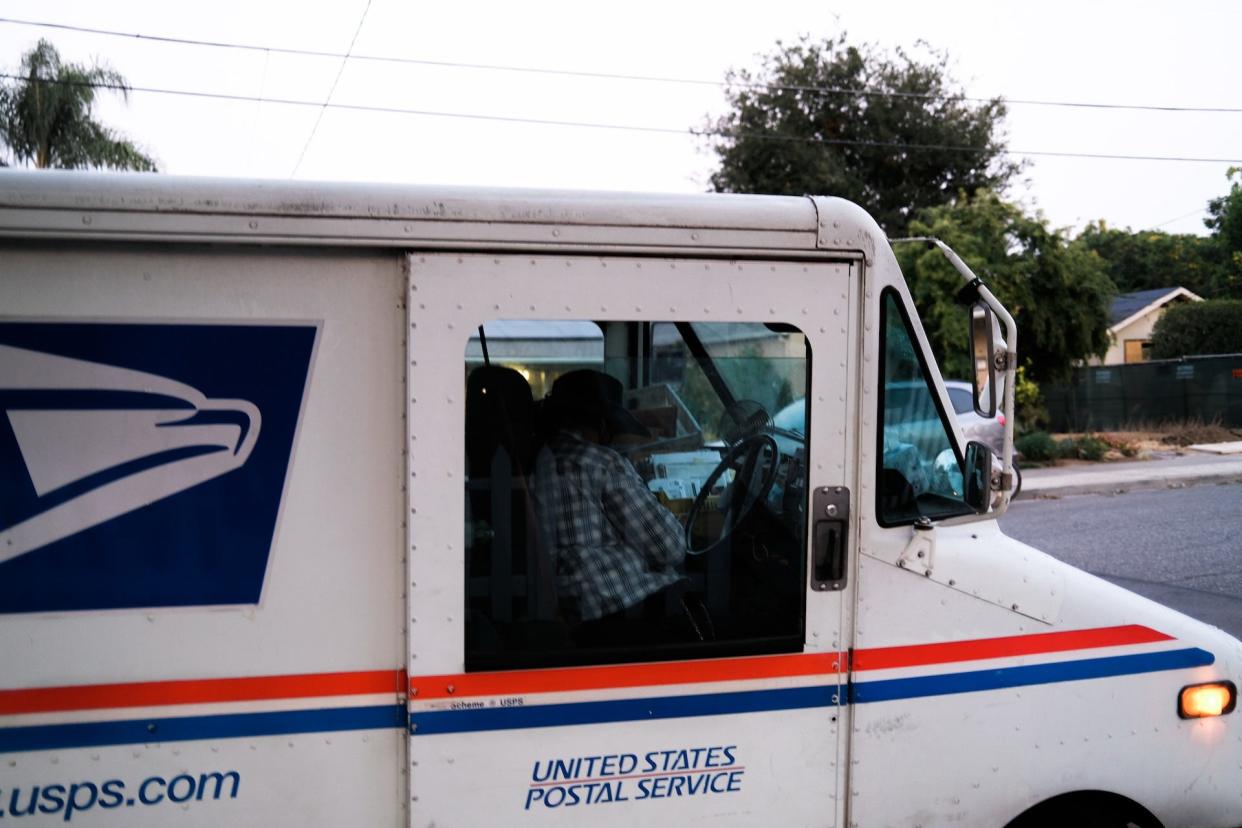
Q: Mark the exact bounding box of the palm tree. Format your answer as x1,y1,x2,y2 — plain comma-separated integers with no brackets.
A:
0,39,157,171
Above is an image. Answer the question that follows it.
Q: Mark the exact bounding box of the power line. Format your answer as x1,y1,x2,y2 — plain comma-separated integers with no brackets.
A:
3,15,1242,116
289,0,372,177
1152,206,1209,229
2,73,1240,165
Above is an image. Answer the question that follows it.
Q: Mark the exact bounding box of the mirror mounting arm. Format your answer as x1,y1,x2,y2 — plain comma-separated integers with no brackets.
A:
891,236,1019,518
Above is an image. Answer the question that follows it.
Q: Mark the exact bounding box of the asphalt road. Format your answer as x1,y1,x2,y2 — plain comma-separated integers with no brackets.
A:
999,482,1242,639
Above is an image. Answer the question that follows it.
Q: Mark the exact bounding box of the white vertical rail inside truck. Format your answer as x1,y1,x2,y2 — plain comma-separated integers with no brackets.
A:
0,171,1238,828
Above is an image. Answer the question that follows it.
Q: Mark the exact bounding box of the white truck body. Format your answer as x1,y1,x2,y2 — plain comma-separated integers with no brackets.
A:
0,170,1238,827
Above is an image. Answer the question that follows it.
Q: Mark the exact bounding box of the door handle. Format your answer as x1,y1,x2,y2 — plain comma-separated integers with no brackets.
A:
811,486,850,591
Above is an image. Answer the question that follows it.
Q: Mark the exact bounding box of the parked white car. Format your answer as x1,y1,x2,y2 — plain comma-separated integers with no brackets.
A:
944,379,1022,496
776,382,1021,497
944,379,1005,454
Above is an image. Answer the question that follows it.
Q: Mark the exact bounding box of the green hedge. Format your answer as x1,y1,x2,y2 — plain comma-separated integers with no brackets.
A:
1016,431,1111,462
1151,300,1242,358
1015,432,1058,462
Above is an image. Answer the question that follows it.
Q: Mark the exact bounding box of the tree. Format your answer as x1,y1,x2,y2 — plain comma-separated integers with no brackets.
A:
1070,170,1242,302
1206,168,1242,250
895,191,1114,384
705,35,1018,234
0,39,156,171
1149,300,1242,358
1204,167,1242,297
1074,223,1223,299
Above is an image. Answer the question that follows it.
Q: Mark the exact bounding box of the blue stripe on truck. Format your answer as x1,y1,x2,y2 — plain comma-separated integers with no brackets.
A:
409,648,1215,735
852,647,1215,703
409,685,839,735
0,704,407,753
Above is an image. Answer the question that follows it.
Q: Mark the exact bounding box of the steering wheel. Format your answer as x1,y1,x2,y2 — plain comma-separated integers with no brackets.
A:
685,433,781,556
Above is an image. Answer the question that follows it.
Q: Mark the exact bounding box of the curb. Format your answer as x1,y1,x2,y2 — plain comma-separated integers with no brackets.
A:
1020,470,1242,499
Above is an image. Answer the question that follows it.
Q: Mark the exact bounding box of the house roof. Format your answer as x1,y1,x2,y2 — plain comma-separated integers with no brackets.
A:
1109,287,1202,330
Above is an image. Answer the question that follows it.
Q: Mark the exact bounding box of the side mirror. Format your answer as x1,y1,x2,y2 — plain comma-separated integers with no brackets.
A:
962,440,994,513
970,303,997,417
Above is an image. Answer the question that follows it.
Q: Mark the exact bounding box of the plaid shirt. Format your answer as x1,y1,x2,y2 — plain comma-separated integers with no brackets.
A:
533,430,685,621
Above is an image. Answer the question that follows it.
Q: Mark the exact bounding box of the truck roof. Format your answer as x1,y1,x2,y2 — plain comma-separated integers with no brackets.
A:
0,170,877,256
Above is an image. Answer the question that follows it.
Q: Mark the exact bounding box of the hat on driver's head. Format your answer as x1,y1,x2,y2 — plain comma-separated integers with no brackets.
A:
547,369,650,437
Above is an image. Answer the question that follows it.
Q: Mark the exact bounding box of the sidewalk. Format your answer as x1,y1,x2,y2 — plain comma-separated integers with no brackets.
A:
1020,449,1242,499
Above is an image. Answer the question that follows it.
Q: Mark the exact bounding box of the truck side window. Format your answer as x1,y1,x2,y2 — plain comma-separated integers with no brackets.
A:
464,320,809,670
876,291,974,526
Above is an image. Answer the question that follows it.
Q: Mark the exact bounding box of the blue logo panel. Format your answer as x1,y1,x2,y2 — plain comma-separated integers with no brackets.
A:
0,322,318,613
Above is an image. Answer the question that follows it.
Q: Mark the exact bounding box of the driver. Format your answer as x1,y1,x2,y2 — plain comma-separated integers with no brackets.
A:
532,369,689,644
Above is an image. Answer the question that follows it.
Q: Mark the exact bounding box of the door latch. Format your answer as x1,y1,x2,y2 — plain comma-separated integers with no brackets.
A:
811,486,850,591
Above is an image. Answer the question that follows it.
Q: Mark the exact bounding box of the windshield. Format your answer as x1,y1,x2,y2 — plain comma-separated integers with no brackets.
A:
876,291,974,526
946,385,974,415
652,322,807,442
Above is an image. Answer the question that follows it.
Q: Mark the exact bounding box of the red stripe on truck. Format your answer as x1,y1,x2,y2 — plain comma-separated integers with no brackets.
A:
0,670,407,715
852,625,1172,671
412,626,1174,699
410,652,845,700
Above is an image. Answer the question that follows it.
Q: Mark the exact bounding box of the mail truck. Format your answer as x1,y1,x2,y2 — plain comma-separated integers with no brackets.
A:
0,171,1239,826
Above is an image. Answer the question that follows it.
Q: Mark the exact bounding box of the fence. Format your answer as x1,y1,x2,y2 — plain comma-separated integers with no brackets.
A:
1043,354,1242,432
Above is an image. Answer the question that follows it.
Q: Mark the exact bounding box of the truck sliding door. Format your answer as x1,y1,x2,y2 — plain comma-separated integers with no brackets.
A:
405,253,859,826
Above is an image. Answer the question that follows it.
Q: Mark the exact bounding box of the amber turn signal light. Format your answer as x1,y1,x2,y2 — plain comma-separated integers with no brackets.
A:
1179,681,1237,719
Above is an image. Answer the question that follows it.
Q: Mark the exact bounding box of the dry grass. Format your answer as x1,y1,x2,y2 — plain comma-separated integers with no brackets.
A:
1158,420,1240,447
1048,418,1242,462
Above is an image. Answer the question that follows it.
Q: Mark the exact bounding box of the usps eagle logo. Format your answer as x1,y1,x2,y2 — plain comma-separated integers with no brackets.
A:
0,323,317,613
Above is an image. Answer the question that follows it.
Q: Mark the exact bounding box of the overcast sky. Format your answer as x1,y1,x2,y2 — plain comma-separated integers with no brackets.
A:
1,0,1238,236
